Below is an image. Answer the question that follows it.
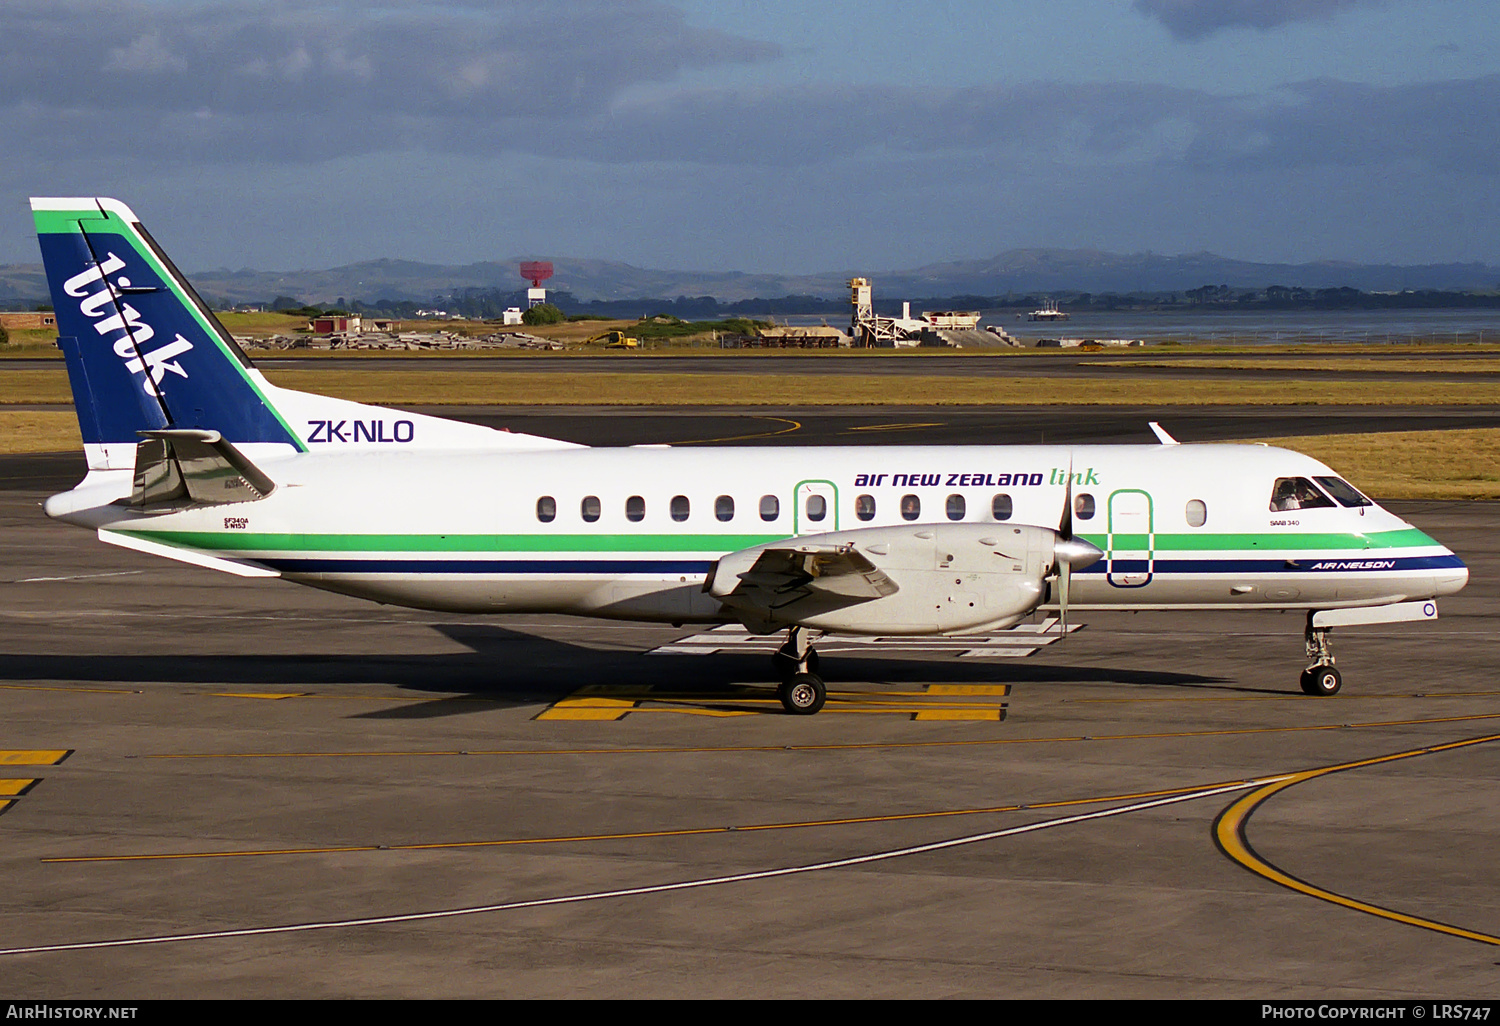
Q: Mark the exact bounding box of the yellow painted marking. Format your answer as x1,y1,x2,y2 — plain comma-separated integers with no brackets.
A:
672,417,802,445
143,710,1500,761
0,750,70,766
0,799,11,816
1214,733,1500,947
844,421,946,433
47,782,1228,863
0,779,39,796
535,697,638,721
212,692,309,700
532,684,1008,720
624,707,758,717
0,683,138,695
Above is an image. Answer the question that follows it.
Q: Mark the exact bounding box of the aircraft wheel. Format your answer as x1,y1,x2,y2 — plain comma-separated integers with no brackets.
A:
1300,665,1342,696
778,673,826,715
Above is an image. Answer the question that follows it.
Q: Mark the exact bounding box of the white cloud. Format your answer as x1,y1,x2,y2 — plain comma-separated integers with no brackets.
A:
104,30,188,73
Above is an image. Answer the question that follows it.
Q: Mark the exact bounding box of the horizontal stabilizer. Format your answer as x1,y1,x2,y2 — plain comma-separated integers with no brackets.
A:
100,528,280,578
132,429,276,506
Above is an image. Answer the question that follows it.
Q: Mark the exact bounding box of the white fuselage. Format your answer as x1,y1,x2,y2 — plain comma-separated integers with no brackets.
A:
50,441,1469,632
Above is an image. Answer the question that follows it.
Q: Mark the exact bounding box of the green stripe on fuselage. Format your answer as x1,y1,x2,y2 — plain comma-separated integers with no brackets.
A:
116,530,789,553
116,527,1437,555
1088,527,1437,551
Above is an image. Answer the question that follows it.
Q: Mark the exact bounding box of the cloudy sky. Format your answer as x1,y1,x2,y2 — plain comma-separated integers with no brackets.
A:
3,0,1499,273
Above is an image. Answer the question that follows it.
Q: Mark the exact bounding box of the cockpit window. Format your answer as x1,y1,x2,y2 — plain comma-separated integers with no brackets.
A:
1269,477,1335,512
1314,476,1373,508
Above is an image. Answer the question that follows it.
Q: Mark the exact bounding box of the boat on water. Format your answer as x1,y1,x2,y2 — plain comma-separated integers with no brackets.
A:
1027,299,1069,321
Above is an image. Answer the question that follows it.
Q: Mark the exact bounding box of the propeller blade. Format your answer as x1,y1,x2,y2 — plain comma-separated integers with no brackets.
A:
1059,558,1071,634
1059,453,1073,539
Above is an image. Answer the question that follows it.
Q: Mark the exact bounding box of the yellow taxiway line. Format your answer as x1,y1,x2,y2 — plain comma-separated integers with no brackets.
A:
1213,732,1500,946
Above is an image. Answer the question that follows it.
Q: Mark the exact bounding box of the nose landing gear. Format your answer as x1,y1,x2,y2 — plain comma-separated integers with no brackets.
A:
1301,614,1342,696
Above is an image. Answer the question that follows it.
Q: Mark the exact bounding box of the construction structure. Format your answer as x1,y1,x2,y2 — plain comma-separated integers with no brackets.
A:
848,277,1014,348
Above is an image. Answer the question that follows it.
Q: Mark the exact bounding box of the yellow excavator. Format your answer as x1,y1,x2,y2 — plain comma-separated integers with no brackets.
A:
584,329,640,349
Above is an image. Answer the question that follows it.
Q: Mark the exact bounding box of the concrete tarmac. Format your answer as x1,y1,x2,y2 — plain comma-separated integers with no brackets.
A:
1,419,1498,998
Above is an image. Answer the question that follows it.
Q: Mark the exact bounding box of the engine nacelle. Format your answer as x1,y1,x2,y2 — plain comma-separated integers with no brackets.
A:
709,522,1059,636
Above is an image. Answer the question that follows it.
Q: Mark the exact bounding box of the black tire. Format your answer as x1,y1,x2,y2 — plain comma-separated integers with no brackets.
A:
778,673,826,715
1300,665,1342,696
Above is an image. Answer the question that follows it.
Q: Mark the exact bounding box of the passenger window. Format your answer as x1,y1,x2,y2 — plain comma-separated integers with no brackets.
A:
670,495,690,522
715,495,734,522
1269,477,1335,512
992,493,1012,521
1314,476,1373,508
536,496,556,523
805,494,827,522
759,495,779,521
625,495,645,522
581,495,601,523
946,494,966,520
901,494,920,521
1185,499,1207,527
855,494,876,521
1074,493,1095,520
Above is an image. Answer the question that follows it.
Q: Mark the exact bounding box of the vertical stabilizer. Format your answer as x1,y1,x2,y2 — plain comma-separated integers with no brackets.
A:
32,198,302,470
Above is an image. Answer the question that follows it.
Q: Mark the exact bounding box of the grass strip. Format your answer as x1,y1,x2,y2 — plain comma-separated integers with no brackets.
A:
0,410,81,453
1105,358,1500,373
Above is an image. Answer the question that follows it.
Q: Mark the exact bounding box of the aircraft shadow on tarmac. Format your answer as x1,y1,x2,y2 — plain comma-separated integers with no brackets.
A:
0,623,1242,719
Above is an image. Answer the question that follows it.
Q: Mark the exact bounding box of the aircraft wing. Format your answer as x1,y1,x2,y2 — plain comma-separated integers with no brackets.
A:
715,542,899,611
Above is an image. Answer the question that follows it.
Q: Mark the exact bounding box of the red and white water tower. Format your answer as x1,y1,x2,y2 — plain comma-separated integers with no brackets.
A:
520,261,553,308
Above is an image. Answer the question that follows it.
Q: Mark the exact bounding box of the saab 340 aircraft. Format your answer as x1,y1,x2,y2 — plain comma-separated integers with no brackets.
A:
30,197,1469,714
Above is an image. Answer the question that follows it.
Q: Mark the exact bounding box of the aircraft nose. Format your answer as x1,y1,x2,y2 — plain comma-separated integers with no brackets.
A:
1432,549,1468,597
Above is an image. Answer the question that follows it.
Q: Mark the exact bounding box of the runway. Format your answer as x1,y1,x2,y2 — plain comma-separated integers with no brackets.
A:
1,414,1498,997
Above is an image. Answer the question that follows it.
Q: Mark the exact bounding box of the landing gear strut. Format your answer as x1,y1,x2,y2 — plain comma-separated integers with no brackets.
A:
773,626,825,715
1301,613,1342,696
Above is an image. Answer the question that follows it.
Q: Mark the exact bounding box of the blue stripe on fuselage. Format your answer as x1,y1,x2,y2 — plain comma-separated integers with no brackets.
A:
254,553,1465,576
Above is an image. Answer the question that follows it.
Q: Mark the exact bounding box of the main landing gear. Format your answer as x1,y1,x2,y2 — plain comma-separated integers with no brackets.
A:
772,625,825,715
1301,613,1343,696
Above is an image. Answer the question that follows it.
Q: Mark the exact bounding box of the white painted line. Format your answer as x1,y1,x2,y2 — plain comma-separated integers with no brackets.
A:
13,571,147,583
0,779,1266,957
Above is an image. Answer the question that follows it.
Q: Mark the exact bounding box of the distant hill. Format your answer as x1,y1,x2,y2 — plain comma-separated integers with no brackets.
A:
3,249,1498,309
